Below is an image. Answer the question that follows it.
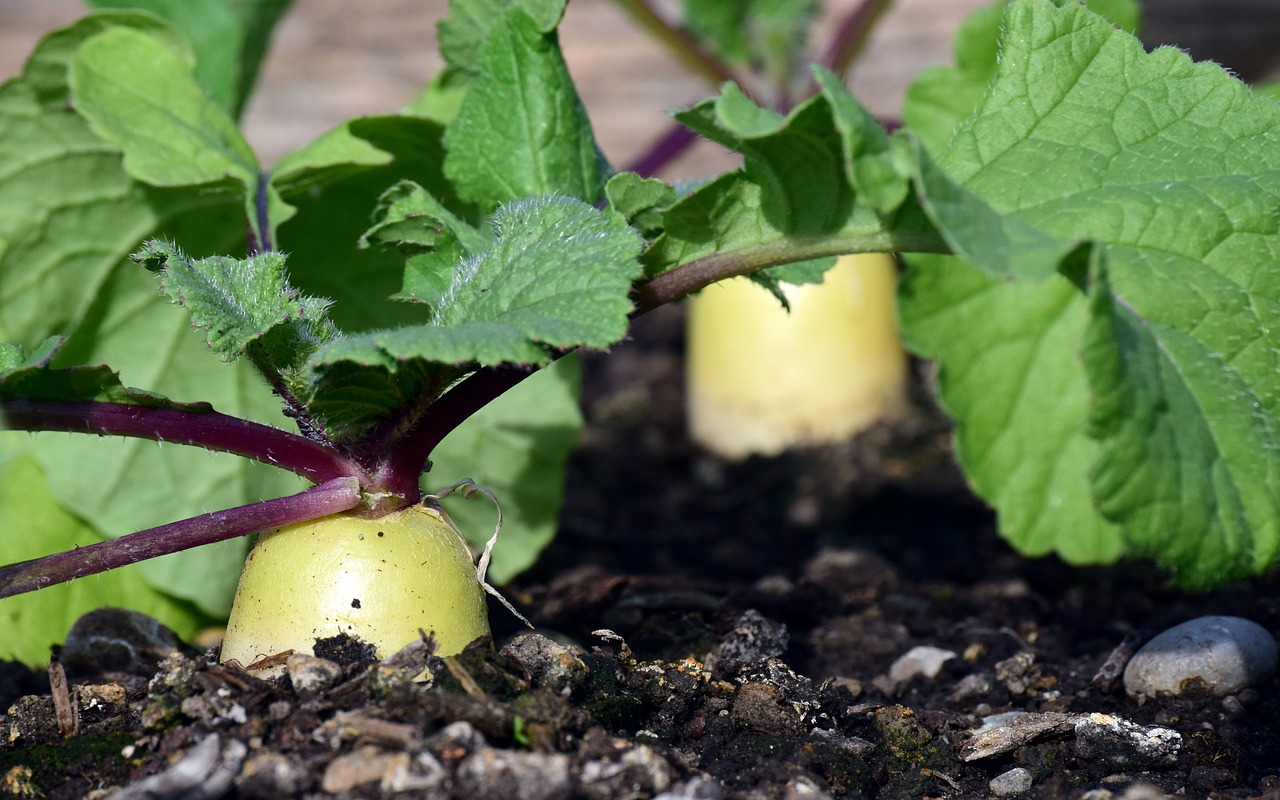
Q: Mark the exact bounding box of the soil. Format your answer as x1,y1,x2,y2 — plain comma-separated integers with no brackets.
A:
1,306,1278,800
3,3,1280,799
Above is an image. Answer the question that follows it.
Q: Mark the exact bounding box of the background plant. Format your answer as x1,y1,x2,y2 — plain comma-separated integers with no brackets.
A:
1,0,1278,666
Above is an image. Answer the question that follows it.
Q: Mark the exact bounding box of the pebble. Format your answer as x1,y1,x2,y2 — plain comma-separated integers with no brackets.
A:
61,608,191,679
286,653,344,696
882,645,957,691
455,747,572,800
654,776,724,800
1123,616,1278,697
580,743,673,800
961,712,1076,761
1073,713,1180,768
500,633,589,693
989,766,1033,796
716,610,790,672
107,735,246,800
235,753,309,799
320,747,400,794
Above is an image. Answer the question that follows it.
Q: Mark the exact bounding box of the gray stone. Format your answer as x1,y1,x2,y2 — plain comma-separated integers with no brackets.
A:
960,712,1076,761
1074,713,1181,768
989,766,1033,796
285,653,343,696
380,751,447,793
107,735,246,800
320,747,400,794
61,608,192,680
654,776,724,800
235,753,309,799
716,610,789,671
501,633,590,694
1123,616,1278,697
455,747,572,800
580,742,673,800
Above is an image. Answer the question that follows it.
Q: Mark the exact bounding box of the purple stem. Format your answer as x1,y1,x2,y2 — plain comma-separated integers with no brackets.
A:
623,124,701,178
814,0,896,80
380,224,953,475
1,400,364,485
250,172,274,255
0,477,362,599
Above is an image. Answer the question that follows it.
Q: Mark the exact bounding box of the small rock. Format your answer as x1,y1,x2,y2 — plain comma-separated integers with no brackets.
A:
995,651,1037,695
501,633,589,694
990,766,1033,796
716,610,789,672
381,751,447,793
961,712,1076,761
1073,713,1181,768
108,734,246,800
802,548,898,594
654,776,724,800
808,728,875,756
881,645,957,692
948,672,993,702
580,742,673,800
236,752,309,799
731,682,803,734
321,747,400,794
61,608,192,680
286,654,343,696
1123,616,1278,697
784,776,835,798
455,747,572,800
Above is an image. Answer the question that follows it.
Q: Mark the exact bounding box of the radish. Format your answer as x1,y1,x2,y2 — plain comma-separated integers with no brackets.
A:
219,504,490,665
686,253,908,458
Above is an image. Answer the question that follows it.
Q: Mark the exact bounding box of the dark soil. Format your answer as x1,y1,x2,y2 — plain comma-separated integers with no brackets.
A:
2,305,1279,800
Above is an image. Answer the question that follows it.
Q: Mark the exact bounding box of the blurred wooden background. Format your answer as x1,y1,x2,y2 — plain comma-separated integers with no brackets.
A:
3,0,1280,178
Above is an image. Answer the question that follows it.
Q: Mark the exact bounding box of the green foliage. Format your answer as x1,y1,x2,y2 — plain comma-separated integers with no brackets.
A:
898,0,1280,585
1,0,1279,664
0,452,217,666
85,0,291,118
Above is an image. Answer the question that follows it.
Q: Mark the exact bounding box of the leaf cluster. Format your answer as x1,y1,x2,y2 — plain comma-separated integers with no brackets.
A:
1,0,1279,663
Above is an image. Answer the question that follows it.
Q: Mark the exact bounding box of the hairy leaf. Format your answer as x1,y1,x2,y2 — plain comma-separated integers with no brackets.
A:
443,6,603,209
900,0,1280,585
133,241,337,391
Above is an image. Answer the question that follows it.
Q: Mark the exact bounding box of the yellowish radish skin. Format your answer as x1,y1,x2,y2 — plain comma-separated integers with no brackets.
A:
687,253,908,459
220,504,490,666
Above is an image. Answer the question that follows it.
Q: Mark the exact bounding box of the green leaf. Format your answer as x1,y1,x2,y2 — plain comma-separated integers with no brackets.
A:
360,180,488,303
674,84,852,237
431,356,582,582
681,0,818,84
643,74,940,284
306,196,642,438
899,255,1125,565
439,0,567,73
1083,258,1280,580
271,115,477,332
442,6,604,209
0,335,203,409
0,16,298,617
85,0,243,115
69,24,269,240
899,0,1280,584
133,241,336,391
0,451,216,666
903,0,1141,154
403,195,643,359
605,173,677,238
